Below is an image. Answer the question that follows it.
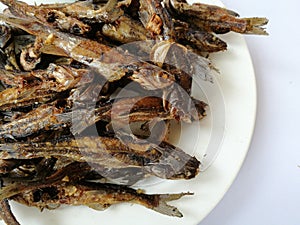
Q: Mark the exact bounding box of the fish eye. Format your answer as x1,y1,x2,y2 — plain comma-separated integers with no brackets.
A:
71,24,82,34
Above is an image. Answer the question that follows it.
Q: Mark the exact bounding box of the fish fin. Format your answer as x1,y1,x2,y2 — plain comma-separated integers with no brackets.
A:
152,192,193,217
244,17,269,35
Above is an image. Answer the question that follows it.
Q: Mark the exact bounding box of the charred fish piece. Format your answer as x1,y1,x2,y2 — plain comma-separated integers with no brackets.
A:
45,153,147,186
0,159,23,174
0,60,90,91
115,131,201,179
0,157,145,186
84,164,147,185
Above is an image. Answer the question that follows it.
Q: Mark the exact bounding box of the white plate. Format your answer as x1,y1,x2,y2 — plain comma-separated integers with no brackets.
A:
0,0,256,224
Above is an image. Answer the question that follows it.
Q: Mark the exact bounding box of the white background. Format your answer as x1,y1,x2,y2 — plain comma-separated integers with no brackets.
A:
200,0,300,225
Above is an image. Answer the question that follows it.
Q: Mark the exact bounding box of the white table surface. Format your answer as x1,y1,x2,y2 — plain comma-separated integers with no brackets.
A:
200,0,300,225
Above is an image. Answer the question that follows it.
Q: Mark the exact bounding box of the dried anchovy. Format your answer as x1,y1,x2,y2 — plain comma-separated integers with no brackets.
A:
29,0,226,53
0,0,268,223
183,29,227,52
0,96,207,139
0,134,200,180
173,19,227,52
168,0,268,34
0,1,214,85
0,15,180,89
1,161,191,217
12,182,191,217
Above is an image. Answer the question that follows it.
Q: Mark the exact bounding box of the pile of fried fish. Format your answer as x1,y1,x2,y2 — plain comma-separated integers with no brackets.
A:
0,0,267,224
